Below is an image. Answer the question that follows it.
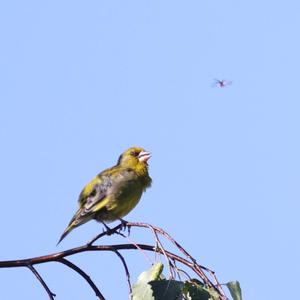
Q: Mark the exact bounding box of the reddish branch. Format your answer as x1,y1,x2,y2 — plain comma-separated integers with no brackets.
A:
0,222,228,300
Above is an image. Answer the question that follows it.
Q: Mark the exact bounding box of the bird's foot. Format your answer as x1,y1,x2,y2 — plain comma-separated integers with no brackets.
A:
101,222,114,236
118,218,131,237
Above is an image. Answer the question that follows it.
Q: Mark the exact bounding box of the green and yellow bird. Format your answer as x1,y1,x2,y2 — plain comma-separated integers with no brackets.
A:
58,147,152,244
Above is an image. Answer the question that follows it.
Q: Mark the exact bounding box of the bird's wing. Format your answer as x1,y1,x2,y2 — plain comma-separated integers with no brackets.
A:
57,172,117,244
57,176,112,245
77,167,139,218
77,175,112,216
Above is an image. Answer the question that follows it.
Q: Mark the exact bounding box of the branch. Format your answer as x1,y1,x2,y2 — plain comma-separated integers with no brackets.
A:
27,264,56,300
127,222,227,298
0,243,227,299
113,250,132,300
0,222,228,300
57,258,105,300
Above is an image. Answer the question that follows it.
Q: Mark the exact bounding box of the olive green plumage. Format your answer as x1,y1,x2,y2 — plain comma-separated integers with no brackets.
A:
58,147,152,244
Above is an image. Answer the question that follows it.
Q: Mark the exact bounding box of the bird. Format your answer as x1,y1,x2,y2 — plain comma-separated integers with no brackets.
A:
213,79,232,88
57,146,152,244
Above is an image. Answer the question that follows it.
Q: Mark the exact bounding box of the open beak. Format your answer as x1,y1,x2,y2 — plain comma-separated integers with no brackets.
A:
138,150,151,163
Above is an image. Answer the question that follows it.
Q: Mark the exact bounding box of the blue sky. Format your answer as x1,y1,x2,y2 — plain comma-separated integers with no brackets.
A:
1,1,300,299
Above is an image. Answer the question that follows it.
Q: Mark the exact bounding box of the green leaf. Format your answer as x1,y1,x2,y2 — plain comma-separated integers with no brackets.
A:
183,280,219,300
132,278,154,300
132,263,184,300
132,264,224,300
206,287,220,300
136,263,164,284
132,263,164,300
150,280,183,300
226,281,242,300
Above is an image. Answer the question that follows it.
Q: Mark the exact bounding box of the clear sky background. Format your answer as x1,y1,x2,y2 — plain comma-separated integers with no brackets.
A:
0,1,299,299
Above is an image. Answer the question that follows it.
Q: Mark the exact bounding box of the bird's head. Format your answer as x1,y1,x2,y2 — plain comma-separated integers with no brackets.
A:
117,147,151,167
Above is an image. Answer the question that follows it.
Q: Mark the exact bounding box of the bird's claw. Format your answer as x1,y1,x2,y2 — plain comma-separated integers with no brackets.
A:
101,222,114,235
118,219,131,236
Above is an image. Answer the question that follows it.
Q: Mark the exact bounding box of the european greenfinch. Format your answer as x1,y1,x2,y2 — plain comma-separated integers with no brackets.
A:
58,147,152,244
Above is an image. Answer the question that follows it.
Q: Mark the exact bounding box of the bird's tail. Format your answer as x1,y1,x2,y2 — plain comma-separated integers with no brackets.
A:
57,208,92,245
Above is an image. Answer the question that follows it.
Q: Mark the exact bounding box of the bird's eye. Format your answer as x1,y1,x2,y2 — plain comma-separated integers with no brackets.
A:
90,188,97,197
130,151,139,157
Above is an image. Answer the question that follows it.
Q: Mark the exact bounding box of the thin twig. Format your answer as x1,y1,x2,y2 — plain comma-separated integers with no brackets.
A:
57,258,105,300
176,268,192,281
207,269,227,298
124,235,154,264
113,250,132,300
86,222,219,289
125,221,228,298
1,243,227,299
88,222,194,282
0,222,228,300
150,226,176,279
126,223,213,283
87,223,123,246
172,259,192,281
27,264,56,300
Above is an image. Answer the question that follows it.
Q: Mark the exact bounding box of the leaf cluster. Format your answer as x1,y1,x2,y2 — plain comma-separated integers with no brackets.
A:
132,263,242,300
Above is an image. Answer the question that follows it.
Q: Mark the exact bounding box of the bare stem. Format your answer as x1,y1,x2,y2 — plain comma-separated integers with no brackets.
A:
27,264,56,300
113,250,132,300
0,222,228,300
87,223,123,246
126,222,222,294
57,258,105,300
